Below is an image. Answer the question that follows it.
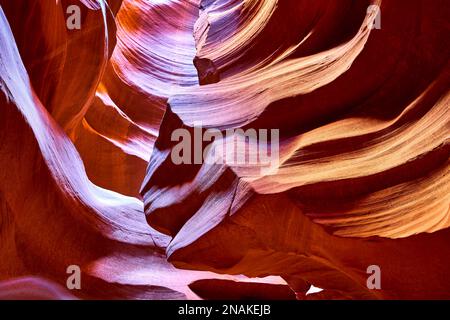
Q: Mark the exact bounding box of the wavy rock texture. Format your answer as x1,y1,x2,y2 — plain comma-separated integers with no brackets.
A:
0,0,449,300
0,0,288,300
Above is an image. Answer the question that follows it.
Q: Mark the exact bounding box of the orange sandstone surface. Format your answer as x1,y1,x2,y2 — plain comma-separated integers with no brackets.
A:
0,0,449,299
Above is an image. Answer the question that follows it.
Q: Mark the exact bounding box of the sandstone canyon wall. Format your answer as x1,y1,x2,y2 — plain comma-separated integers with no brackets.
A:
0,0,449,300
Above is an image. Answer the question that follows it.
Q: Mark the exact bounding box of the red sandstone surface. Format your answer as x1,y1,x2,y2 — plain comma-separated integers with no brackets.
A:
0,0,449,300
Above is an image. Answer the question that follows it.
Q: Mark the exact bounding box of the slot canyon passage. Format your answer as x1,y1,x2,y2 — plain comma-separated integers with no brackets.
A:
0,0,449,300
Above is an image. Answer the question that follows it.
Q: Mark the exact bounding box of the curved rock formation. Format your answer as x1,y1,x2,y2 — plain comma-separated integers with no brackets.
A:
141,0,450,299
0,0,288,300
0,0,449,300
